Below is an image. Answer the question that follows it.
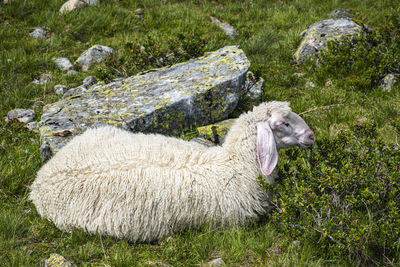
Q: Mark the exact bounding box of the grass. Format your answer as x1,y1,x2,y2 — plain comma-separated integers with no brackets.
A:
1,0,399,265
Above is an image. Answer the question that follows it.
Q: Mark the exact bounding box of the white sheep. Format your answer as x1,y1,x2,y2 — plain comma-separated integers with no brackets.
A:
29,101,314,242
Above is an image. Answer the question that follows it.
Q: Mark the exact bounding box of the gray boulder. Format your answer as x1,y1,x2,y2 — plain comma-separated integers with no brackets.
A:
294,18,369,63
5,109,35,123
75,45,114,71
39,46,250,161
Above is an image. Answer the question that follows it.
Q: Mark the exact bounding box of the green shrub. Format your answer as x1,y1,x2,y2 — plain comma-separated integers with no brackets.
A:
314,16,400,91
95,33,208,81
266,120,400,264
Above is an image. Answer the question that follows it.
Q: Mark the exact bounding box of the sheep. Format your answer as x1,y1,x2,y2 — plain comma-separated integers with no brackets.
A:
29,101,314,243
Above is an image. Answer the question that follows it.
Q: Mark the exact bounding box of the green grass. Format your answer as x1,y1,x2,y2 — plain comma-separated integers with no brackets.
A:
1,0,399,265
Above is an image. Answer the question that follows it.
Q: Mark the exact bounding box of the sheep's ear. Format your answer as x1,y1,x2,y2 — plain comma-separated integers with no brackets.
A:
257,121,278,176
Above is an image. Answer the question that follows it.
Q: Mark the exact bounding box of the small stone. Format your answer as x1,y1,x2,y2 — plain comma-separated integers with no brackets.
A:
135,8,144,19
32,79,47,85
210,16,239,38
306,81,315,88
65,70,79,76
82,76,97,88
328,9,352,19
54,85,69,95
44,253,75,267
380,74,397,92
53,57,73,71
60,0,88,14
203,258,225,267
75,45,114,72
83,0,98,4
52,129,72,137
6,109,35,123
26,121,40,133
29,27,48,39
325,79,333,87
293,72,305,78
32,73,53,85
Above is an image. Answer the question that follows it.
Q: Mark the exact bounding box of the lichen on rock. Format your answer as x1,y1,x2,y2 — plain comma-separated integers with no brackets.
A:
39,46,251,161
197,118,236,144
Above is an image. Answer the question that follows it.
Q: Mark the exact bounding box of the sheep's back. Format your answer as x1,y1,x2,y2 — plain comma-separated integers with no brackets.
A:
30,126,247,241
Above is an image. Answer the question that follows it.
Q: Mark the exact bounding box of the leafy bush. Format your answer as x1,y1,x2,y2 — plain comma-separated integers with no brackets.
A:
95,33,208,81
314,16,400,91
265,120,400,264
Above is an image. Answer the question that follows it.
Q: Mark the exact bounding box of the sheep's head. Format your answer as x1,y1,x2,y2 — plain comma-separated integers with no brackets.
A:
254,101,314,175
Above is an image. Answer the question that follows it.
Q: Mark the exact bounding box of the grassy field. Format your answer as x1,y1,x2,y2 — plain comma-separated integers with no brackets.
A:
1,0,399,266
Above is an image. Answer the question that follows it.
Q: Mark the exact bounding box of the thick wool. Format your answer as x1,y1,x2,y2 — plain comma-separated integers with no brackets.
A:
30,101,296,242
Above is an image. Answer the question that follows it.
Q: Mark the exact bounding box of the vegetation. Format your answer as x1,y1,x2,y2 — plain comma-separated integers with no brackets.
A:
0,0,399,266
265,120,400,265
313,17,400,91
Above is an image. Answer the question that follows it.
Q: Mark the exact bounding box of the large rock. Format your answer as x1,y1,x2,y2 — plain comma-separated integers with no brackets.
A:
294,18,369,63
39,46,251,161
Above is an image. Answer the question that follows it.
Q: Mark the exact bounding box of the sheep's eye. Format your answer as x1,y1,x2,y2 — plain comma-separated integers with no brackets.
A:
283,122,290,127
